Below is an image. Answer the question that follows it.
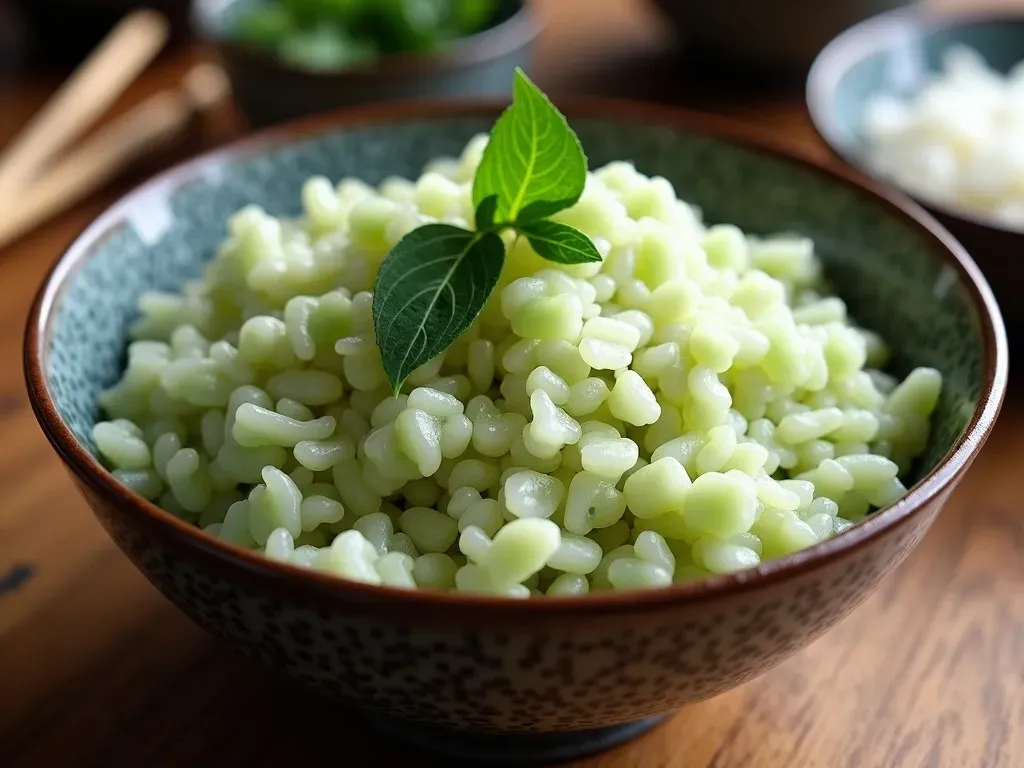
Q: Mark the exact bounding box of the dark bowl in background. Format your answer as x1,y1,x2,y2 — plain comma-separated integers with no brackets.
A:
9,0,191,68
190,0,541,128
647,0,914,74
807,8,1024,341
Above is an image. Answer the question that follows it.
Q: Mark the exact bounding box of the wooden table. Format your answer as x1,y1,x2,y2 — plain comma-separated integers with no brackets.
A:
2,1,1022,766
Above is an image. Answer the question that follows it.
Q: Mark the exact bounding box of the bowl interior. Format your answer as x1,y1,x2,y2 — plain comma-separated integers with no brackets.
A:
43,113,986,509
808,11,1024,179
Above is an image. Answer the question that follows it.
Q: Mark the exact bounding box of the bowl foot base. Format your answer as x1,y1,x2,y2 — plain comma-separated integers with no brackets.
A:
362,712,671,764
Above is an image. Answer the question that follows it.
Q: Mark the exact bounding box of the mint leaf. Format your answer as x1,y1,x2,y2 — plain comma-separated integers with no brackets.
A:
520,220,603,265
472,68,587,226
373,224,505,394
475,194,498,231
373,71,597,391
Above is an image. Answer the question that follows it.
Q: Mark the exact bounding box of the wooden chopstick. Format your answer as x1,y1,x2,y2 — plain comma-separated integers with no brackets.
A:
0,64,230,251
0,10,169,204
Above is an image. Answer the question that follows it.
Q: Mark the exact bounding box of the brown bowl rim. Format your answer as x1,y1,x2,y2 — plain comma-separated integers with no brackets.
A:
806,5,1024,236
24,97,1008,617
190,0,542,80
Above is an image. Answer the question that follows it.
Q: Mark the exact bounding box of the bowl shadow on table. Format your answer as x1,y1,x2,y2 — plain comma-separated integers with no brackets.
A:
806,8,1024,362
213,656,672,767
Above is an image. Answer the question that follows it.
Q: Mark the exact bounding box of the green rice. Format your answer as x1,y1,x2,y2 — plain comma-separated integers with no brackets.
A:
93,136,943,596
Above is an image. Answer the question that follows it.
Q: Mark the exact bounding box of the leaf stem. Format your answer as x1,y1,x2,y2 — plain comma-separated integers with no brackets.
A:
480,220,517,235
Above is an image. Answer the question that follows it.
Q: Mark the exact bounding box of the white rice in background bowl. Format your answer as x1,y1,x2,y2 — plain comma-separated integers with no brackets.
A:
863,44,1024,229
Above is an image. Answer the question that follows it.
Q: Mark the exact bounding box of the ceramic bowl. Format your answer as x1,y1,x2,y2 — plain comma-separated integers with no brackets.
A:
191,0,539,128
807,8,1024,338
25,100,1007,764
647,0,913,73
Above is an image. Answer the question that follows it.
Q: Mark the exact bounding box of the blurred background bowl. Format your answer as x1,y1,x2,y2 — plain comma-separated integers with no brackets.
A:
647,0,914,74
806,8,1024,342
191,0,540,128
9,0,192,67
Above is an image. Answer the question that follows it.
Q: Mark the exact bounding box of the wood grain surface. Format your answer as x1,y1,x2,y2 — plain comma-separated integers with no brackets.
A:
2,1,1022,766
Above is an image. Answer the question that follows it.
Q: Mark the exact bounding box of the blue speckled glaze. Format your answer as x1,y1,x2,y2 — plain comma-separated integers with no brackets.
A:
46,115,981,480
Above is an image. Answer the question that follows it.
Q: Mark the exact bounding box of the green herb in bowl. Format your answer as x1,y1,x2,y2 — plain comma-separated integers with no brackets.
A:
234,0,499,70
375,69,602,393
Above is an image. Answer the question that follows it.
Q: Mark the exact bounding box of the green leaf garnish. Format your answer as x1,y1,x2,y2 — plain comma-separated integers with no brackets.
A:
475,194,498,231
472,69,587,226
372,69,597,393
373,225,505,395
519,220,603,265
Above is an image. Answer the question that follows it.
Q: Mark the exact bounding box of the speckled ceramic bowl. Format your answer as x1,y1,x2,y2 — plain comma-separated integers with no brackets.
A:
25,101,1007,764
806,8,1024,337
